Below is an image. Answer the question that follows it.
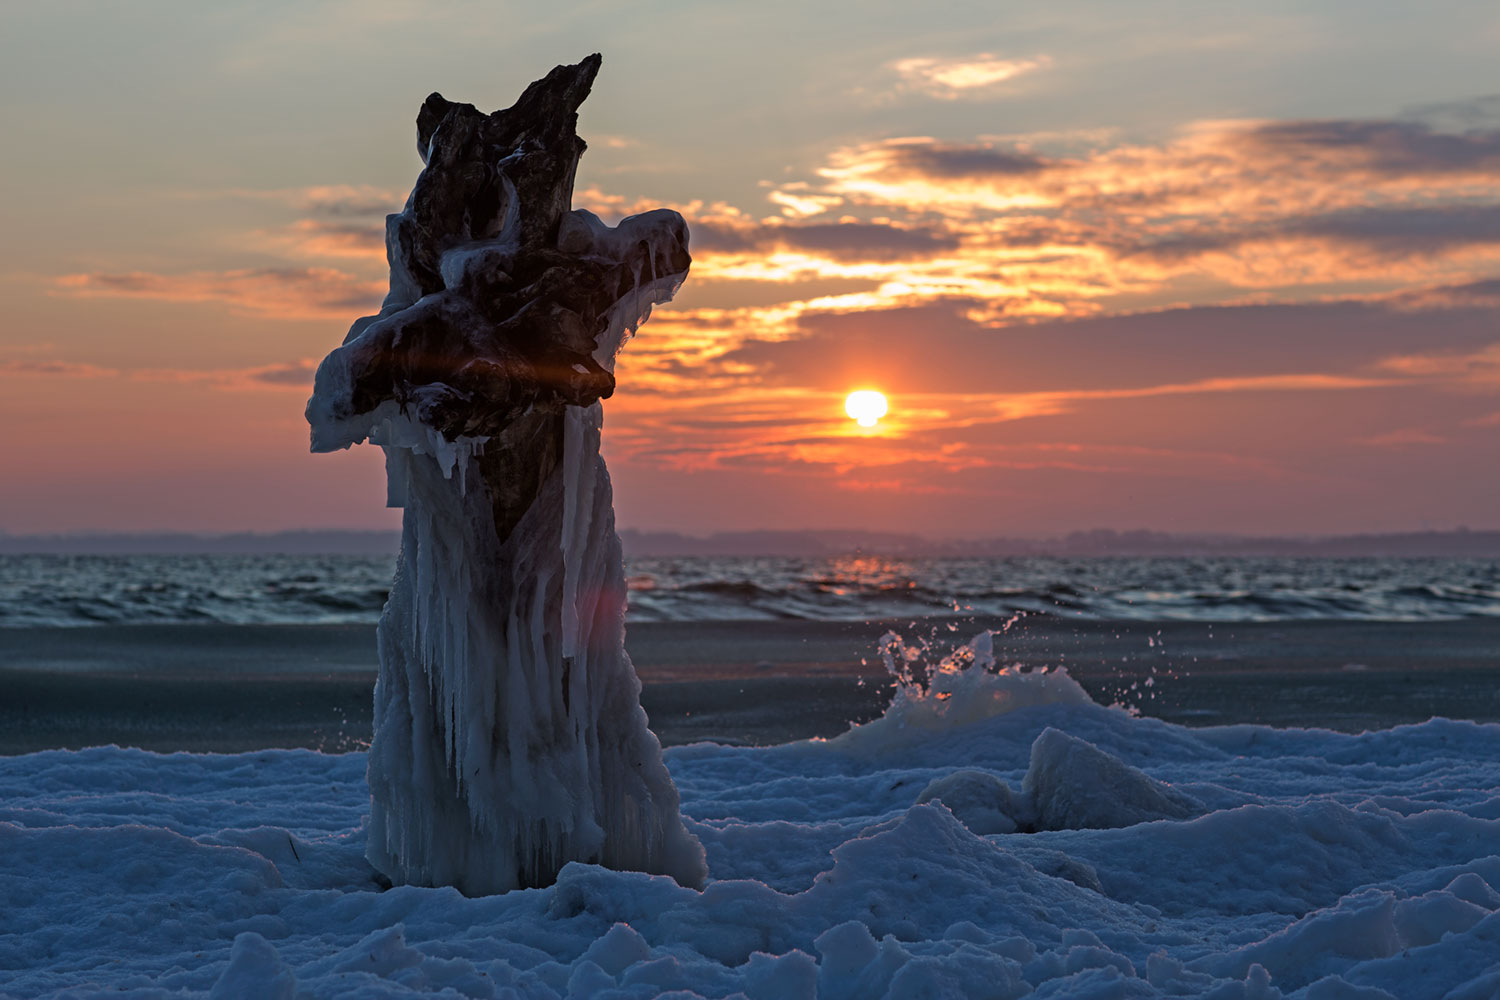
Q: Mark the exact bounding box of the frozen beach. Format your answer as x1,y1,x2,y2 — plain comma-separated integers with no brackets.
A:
4,644,1500,998
5,559,1500,997
5,0,1499,991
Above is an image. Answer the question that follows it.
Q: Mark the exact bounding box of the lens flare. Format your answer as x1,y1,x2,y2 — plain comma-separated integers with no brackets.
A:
845,390,889,427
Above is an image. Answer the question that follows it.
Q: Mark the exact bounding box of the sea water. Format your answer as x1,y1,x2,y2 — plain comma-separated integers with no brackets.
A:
3,553,1499,627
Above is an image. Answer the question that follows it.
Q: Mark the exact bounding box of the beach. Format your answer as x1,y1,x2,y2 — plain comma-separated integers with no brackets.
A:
5,616,1499,754
8,629,1500,998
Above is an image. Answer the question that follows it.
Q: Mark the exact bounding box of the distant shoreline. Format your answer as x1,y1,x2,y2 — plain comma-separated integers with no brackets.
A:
4,527,1500,557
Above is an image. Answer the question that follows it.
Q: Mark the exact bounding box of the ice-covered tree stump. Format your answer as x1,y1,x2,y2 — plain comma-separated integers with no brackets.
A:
305,55,707,895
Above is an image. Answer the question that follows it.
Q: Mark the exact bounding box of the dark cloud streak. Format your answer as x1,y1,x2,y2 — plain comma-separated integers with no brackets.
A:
692,219,959,259
877,142,1052,178
1130,205,1500,260
723,295,1500,396
1243,119,1500,176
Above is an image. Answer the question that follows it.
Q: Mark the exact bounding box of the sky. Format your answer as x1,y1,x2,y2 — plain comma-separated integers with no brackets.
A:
2,0,1498,538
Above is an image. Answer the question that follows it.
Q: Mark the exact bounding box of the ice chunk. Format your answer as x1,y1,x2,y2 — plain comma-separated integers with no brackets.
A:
1444,871,1500,910
741,949,819,1000
1391,888,1490,947
915,769,1027,835
583,922,653,977
1192,890,1404,987
329,925,426,979
209,932,297,1000
1025,727,1200,831
567,960,616,997
814,921,909,1000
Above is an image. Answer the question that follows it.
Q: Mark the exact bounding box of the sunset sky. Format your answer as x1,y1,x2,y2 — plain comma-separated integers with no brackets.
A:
2,1,1498,537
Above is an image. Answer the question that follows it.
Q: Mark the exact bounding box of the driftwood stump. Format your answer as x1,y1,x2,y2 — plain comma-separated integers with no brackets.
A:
306,54,706,895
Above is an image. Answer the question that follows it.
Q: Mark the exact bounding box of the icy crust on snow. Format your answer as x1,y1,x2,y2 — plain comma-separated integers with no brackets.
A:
6,656,1500,999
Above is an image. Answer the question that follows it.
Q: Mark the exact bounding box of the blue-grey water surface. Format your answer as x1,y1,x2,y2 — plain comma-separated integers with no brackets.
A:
3,554,1499,627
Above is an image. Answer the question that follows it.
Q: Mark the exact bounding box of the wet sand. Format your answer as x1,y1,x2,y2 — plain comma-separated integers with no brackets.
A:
2,617,1499,753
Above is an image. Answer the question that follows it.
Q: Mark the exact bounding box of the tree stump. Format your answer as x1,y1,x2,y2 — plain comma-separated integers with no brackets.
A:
306,54,706,895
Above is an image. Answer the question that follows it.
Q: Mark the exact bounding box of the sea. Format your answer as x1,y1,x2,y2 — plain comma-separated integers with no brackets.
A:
2,554,1499,627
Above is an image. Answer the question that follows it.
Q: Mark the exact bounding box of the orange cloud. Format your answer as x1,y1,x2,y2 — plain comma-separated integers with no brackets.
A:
571,187,746,229
1382,278,1500,311
0,359,118,379
0,357,319,390
890,53,1053,98
584,112,1500,349
193,111,1500,376
257,218,387,261
608,281,1498,492
602,363,1392,485
131,358,319,390
718,111,1500,319
53,268,385,320
817,137,1054,213
767,188,844,219
1376,342,1500,383
33,111,1498,516
1357,428,1448,447
226,183,404,218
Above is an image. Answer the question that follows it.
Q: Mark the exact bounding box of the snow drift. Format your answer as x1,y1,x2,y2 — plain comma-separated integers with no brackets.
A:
6,641,1500,997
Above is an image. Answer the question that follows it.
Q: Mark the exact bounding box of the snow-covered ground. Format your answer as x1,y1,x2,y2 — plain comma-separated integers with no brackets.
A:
4,651,1500,999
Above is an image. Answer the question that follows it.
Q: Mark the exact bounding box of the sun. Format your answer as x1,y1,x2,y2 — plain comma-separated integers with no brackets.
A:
844,390,889,428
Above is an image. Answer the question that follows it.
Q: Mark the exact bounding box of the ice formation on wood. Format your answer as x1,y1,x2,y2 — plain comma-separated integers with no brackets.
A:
305,54,706,895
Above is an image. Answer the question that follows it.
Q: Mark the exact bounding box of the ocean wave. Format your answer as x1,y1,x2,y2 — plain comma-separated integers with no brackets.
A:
3,553,1500,627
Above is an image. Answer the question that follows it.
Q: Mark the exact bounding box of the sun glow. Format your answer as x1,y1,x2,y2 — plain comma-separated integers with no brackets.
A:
845,389,890,427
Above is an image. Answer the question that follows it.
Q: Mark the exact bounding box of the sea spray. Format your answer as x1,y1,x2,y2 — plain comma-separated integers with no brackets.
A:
832,627,1095,753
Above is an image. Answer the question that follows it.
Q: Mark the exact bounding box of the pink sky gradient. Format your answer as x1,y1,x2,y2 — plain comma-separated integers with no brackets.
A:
2,2,1498,536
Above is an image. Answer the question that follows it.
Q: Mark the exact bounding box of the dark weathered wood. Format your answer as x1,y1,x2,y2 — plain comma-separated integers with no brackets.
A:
305,57,704,894
309,53,690,542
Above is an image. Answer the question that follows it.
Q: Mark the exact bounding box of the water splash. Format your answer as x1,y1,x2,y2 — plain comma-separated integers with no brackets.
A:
832,627,1096,752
